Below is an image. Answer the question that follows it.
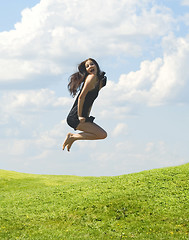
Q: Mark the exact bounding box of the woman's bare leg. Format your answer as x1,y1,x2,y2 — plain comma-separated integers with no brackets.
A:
63,122,107,151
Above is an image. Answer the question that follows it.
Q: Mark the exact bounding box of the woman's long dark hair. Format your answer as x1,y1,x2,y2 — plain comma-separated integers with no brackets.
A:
68,58,105,97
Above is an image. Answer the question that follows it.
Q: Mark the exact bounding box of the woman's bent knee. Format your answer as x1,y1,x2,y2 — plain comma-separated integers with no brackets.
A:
99,130,107,139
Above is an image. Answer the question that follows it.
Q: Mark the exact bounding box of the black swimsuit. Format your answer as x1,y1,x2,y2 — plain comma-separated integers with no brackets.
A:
67,79,100,130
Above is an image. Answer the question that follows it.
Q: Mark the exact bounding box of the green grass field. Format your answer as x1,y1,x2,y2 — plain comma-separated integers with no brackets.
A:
0,164,189,240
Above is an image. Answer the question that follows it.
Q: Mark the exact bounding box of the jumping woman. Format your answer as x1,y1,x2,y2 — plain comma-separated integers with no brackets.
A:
63,58,107,151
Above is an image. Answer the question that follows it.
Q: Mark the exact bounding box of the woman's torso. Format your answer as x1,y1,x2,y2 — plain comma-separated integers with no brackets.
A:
69,78,100,118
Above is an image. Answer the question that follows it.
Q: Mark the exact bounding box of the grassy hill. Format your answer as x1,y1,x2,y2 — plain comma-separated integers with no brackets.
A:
0,164,189,240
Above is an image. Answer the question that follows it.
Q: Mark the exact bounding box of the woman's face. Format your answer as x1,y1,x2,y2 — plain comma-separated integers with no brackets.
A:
85,60,97,75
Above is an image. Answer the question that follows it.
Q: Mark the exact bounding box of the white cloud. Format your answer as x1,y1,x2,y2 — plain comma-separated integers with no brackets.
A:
87,138,187,176
145,142,155,152
93,34,189,121
180,13,189,26
182,0,189,6
113,34,189,106
145,141,167,155
112,123,128,136
0,0,174,87
0,89,71,113
0,89,71,144
0,119,68,160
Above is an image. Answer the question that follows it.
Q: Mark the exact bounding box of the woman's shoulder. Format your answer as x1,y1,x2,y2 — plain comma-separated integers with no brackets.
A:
85,74,97,85
85,73,96,81
80,74,98,93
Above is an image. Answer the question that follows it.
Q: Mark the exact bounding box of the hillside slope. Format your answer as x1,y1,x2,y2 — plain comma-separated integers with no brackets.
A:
0,164,189,240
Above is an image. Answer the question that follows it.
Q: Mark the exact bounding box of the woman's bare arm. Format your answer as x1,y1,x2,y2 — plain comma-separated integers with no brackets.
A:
78,74,95,121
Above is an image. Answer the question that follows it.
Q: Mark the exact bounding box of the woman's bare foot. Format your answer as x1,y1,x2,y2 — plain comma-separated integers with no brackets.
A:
66,143,72,152
66,137,75,152
62,133,72,150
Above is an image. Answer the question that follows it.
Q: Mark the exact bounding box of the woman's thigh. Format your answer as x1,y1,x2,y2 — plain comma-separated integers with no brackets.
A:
76,122,107,139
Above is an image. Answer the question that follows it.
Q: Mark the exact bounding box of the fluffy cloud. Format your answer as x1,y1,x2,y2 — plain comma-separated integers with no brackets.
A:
0,0,175,87
112,123,128,136
0,89,71,112
107,34,189,106
87,138,187,176
0,118,68,159
0,89,71,142
182,0,189,6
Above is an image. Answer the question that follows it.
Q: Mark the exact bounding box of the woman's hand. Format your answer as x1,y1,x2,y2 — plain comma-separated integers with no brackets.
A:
79,117,86,123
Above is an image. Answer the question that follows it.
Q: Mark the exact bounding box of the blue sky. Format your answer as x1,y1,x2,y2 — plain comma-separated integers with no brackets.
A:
0,0,189,176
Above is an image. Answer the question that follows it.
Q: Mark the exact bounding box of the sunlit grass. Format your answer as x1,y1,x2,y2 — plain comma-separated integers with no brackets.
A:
0,164,189,239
